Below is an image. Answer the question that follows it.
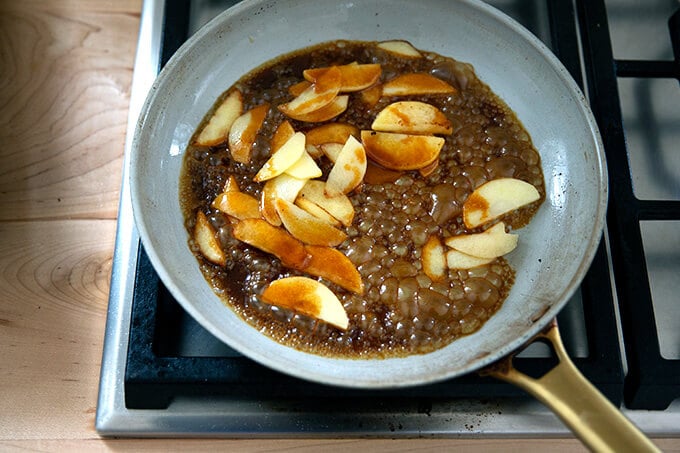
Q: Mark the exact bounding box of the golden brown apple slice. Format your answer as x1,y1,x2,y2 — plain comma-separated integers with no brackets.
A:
195,90,243,146
295,198,342,227
463,178,541,228
223,175,240,193
259,276,349,330
445,222,518,258
361,130,444,171
289,80,311,97
194,211,226,266
232,218,311,270
283,95,349,122
377,40,422,58
305,122,360,147
304,63,381,92
372,101,453,135
382,73,457,96
359,84,382,107
260,173,308,226
446,249,494,269
254,132,306,182
284,150,322,179
228,103,269,164
275,199,347,246
297,180,355,227
271,120,296,153
278,66,342,116
325,135,367,196
304,245,364,294
211,191,261,220
422,235,446,282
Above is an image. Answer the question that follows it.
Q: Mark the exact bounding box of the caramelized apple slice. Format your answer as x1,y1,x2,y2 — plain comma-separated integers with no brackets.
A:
382,73,456,96
232,218,311,270
284,150,322,179
289,80,311,97
377,40,422,58
304,245,364,294
194,211,226,266
275,199,347,247
278,66,342,116
223,175,240,193
195,89,243,146
284,95,349,122
228,103,269,163
297,180,355,227
445,222,518,258
271,120,296,153
359,84,382,107
259,276,349,330
446,249,494,269
325,135,367,196
463,178,541,228
422,235,446,282
260,173,308,226
254,132,305,182
295,198,342,227
304,63,381,92
372,101,452,135
305,122,360,147
320,143,343,163
361,130,444,171
212,191,261,220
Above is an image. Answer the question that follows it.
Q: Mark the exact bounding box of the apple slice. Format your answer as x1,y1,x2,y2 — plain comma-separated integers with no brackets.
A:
296,198,342,226
278,66,342,116
304,245,364,294
372,101,452,135
259,276,349,330
305,122,360,147
359,84,382,107
283,95,349,122
223,175,240,193
195,89,243,146
275,199,347,246
377,40,422,58
260,173,308,226
212,191,261,220
382,73,456,96
232,218,311,270
297,180,355,227
445,222,518,258
463,178,541,228
320,143,343,163
325,135,367,196
422,235,446,281
254,132,306,182
271,120,296,153
446,249,494,269
194,211,226,266
228,103,269,164
289,80,311,97
419,158,439,177
304,63,381,92
284,150,322,179
361,130,444,171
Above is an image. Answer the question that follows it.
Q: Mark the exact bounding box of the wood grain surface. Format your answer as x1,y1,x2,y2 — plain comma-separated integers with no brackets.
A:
0,1,676,451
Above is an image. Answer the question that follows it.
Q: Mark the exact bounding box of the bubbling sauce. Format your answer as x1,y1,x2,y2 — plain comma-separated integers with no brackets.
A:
179,40,545,358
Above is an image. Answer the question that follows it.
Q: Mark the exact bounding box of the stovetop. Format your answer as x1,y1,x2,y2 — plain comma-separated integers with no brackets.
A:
96,0,680,437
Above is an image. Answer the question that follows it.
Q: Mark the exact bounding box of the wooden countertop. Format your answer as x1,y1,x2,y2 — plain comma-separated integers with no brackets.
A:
0,1,676,451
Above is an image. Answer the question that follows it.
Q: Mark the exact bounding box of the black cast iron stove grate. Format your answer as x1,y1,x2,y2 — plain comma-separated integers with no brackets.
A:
123,0,676,412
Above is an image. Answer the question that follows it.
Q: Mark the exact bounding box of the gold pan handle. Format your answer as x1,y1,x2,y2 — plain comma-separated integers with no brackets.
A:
485,321,660,453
